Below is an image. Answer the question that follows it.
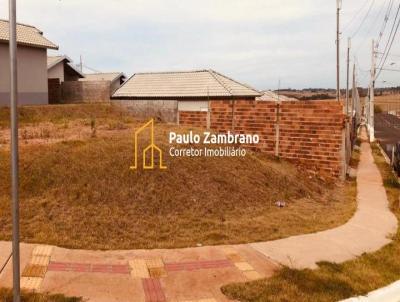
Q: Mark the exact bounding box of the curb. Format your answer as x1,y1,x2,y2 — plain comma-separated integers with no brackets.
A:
340,280,400,302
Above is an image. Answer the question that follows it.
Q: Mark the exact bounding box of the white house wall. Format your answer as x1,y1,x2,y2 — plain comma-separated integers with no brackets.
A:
48,61,65,82
178,100,209,112
0,43,49,106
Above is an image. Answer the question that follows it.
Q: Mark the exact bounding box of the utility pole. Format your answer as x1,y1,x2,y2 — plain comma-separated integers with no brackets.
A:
275,79,281,158
346,38,351,116
80,55,83,73
336,0,342,102
352,61,356,121
9,0,21,301
369,40,376,142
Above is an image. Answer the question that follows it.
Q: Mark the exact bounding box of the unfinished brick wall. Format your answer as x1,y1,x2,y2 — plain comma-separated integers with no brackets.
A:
61,81,111,103
278,101,344,177
206,99,345,178
179,111,208,128
211,100,277,153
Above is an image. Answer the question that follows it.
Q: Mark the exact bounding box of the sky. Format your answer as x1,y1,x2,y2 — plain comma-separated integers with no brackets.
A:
0,0,399,90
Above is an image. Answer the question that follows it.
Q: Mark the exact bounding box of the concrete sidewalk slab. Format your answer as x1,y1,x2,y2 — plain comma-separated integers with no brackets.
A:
0,243,34,288
251,132,397,269
0,241,11,275
41,271,145,302
161,268,243,302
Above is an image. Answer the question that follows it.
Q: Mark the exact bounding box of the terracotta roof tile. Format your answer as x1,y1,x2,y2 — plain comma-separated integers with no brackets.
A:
113,69,261,98
0,19,58,50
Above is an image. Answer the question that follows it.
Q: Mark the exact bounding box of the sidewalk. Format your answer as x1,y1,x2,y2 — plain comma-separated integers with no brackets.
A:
0,131,397,302
251,131,398,268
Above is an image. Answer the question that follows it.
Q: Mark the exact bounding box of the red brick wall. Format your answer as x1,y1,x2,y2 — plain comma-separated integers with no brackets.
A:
210,99,345,178
179,111,208,128
211,100,277,153
278,101,344,177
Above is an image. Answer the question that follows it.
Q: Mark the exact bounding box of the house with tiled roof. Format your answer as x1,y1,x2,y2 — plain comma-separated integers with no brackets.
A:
47,55,85,104
112,69,261,123
47,55,85,82
113,69,260,99
0,19,58,106
80,72,126,94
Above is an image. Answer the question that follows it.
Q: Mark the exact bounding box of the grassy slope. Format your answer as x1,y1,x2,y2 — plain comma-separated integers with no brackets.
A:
0,103,134,128
0,288,81,302
0,104,355,250
221,142,400,302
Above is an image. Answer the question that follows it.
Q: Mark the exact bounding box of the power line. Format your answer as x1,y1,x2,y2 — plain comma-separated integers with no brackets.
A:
376,3,400,79
80,64,101,73
376,52,400,57
351,0,376,38
342,0,373,32
379,68,400,71
377,2,400,66
365,0,389,37
376,0,394,47
354,0,388,53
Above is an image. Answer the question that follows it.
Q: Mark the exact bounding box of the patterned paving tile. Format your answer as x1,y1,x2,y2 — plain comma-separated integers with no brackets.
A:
226,253,243,262
91,264,130,274
30,255,50,266
20,277,43,291
32,245,53,257
142,278,166,302
129,259,150,278
48,262,91,272
146,258,164,269
243,270,263,280
148,267,167,278
234,262,254,271
47,262,130,274
165,259,233,272
22,264,47,278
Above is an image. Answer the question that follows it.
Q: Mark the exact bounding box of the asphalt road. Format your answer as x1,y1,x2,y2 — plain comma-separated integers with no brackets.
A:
375,113,400,158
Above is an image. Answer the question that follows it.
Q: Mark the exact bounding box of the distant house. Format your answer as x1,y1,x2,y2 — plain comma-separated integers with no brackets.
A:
80,72,126,94
112,69,261,122
47,55,85,104
257,90,297,102
0,19,58,106
47,55,84,83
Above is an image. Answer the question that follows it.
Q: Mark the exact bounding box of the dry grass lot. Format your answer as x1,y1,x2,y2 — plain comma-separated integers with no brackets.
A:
0,288,81,302
0,104,356,250
222,141,400,302
375,94,400,112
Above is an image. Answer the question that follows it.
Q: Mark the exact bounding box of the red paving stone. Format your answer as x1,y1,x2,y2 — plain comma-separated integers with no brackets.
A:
48,262,130,274
142,278,166,302
165,259,233,272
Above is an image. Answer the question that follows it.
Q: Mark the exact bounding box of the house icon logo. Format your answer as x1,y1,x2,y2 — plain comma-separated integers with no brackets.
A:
131,119,167,170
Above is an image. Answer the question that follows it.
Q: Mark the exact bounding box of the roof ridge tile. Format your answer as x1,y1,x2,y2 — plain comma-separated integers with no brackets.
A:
112,69,261,98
